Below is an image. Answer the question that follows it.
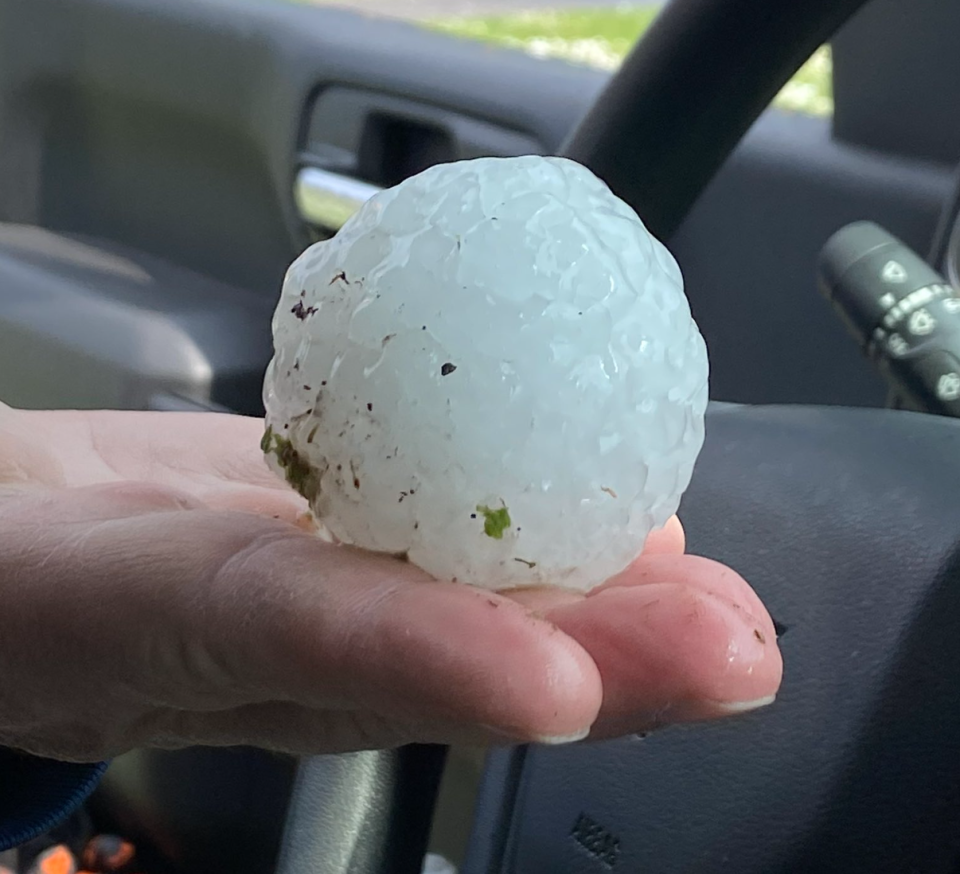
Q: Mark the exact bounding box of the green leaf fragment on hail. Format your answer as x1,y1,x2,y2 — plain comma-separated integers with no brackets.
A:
262,425,322,504
476,503,511,539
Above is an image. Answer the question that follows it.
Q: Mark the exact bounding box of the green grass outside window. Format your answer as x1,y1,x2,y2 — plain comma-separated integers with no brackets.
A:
426,7,833,117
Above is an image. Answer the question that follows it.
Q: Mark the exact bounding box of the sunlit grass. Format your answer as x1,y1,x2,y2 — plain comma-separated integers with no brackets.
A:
426,7,833,116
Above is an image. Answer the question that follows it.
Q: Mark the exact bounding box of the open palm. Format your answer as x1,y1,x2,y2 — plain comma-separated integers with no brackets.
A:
0,404,781,762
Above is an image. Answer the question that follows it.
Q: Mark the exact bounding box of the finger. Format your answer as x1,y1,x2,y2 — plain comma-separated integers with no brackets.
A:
602,553,777,640
546,577,783,738
642,514,685,555
504,586,585,611
148,700,535,755
196,531,603,741
3,501,602,752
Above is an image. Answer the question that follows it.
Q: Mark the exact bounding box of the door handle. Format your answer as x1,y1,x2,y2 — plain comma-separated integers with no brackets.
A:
295,166,382,232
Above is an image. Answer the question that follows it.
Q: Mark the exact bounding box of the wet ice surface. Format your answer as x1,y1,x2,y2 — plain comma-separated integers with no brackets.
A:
263,156,708,592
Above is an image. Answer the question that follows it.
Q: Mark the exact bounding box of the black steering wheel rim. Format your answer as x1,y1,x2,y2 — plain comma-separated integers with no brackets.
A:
562,0,873,241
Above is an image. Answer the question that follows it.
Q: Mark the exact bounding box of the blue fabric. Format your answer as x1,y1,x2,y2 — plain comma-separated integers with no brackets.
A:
0,750,107,851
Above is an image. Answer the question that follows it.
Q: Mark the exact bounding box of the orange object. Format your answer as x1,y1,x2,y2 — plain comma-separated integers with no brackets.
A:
27,845,76,874
80,836,136,873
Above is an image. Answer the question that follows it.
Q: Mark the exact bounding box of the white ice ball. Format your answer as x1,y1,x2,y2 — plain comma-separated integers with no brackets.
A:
262,155,708,592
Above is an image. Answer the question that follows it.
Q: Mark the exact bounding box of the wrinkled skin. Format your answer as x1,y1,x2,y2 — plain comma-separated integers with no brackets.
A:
0,403,781,762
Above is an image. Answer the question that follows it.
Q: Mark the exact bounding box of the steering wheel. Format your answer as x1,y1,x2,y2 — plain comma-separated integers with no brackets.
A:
563,0,872,240
271,1,960,872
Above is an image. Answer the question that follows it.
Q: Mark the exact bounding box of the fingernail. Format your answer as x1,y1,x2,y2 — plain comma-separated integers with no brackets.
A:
535,726,592,745
654,693,778,727
701,592,783,706
715,694,777,714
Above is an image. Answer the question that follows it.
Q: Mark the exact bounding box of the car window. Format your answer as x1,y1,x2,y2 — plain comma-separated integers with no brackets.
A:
310,1,833,117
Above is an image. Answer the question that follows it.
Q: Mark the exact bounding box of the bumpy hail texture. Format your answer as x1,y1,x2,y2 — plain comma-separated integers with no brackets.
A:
263,156,708,592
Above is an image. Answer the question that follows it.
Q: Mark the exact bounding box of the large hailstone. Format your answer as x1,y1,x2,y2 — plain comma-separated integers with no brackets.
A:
262,155,708,592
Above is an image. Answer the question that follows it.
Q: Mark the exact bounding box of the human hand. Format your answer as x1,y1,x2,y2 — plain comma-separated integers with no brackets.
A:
0,403,781,762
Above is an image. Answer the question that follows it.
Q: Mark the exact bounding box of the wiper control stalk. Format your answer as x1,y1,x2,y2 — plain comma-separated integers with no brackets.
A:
818,221,960,417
